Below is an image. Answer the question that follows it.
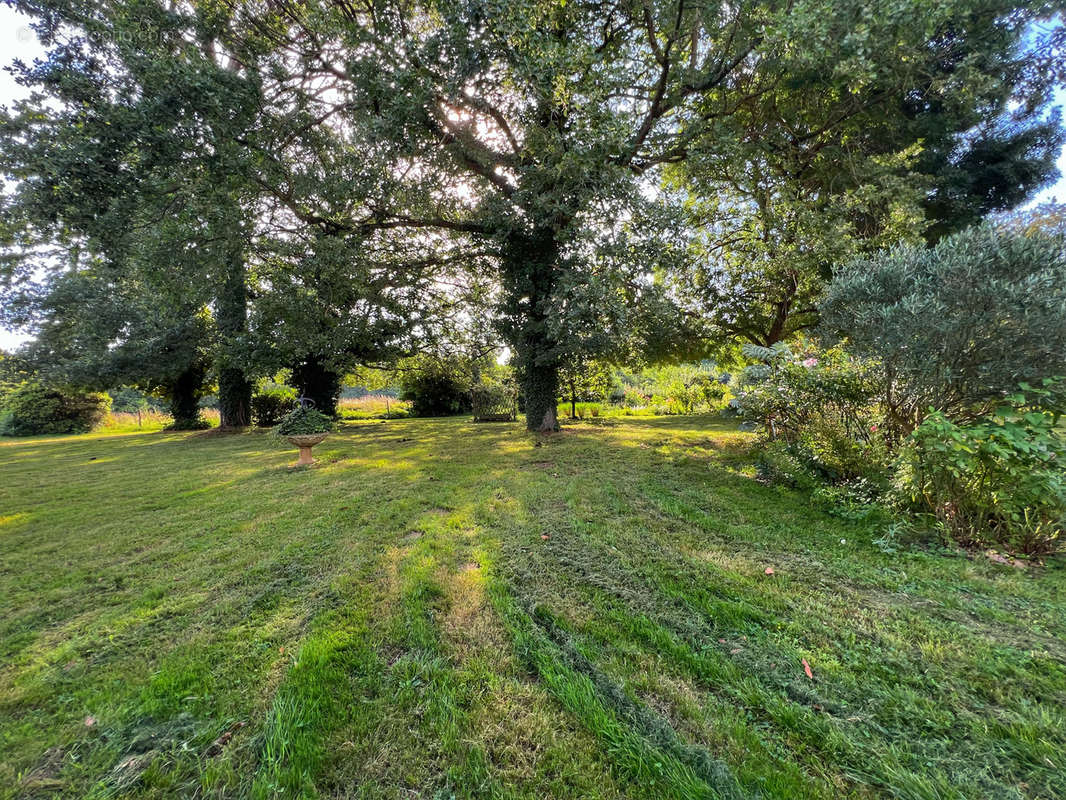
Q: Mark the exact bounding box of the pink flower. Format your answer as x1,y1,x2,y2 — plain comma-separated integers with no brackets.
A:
870,424,878,432
802,357,818,368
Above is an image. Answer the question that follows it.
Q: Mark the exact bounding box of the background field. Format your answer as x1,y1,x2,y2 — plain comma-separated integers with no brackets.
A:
1,417,1064,799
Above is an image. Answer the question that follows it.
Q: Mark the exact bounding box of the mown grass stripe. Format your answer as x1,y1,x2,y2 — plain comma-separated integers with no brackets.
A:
489,578,742,800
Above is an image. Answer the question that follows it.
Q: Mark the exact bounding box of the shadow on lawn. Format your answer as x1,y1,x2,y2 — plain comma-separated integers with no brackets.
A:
2,415,1064,798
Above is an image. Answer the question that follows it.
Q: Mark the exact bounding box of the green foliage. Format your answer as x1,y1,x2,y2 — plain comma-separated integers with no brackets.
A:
611,362,728,416
0,351,32,405
821,221,1066,432
162,365,211,430
289,358,343,418
920,115,1065,245
164,418,212,432
0,0,259,427
5,0,1060,434
399,366,471,418
273,406,335,436
659,373,727,415
556,401,605,420
0,382,110,436
558,356,613,418
671,4,1061,347
251,384,298,427
108,387,161,414
733,342,887,482
734,342,893,519
898,380,1066,555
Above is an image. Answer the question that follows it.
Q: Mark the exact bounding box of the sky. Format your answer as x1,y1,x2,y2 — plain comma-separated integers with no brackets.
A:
1,5,1065,351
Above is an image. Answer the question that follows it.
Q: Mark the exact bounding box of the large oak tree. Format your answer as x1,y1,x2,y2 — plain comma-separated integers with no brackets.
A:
224,0,1063,430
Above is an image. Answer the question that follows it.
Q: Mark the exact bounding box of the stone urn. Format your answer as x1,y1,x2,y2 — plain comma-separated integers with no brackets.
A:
286,432,329,466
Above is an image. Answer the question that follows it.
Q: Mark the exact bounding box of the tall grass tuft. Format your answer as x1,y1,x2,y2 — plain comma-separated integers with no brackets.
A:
338,394,410,419
96,408,221,433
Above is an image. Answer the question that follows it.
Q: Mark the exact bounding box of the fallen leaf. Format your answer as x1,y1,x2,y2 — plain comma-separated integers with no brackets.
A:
801,658,813,680
730,648,742,654
203,721,247,757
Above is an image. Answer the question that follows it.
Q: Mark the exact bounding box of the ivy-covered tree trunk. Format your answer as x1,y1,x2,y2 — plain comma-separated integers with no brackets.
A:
501,227,561,433
216,246,251,429
291,355,342,417
523,355,560,432
167,364,207,430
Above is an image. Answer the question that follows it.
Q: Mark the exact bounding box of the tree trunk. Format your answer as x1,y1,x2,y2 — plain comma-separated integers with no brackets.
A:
218,367,250,428
523,356,560,433
292,355,342,417
216,246,251,429
167,364,207,430
499,226,563,433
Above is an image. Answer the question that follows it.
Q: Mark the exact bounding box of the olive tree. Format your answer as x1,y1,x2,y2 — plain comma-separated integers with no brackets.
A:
820,216,1066,435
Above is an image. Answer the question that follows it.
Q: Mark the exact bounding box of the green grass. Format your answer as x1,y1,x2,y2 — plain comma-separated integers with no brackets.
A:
1,416,1063,799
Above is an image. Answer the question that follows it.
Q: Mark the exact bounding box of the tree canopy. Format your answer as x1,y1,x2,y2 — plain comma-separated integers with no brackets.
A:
0,0,1063,430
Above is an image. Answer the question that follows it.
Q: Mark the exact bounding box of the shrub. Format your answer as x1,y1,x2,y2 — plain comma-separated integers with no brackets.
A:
400,369,470,417
252,383,298,426
621,387,649,408
821,221,1066,434
274,405,335,436
0,382,111,436
734,342,889,485
164,415,212,431
897,380,1065,555
664,374,726,414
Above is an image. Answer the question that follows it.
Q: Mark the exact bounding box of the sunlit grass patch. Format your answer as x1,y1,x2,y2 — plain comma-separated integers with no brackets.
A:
1,416,1064,798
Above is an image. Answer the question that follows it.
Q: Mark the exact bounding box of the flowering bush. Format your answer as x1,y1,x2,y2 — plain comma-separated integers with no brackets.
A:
733,342,889,485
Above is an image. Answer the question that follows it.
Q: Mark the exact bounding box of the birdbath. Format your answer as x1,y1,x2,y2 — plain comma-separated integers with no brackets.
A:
273,399,334,467
286,432,329,466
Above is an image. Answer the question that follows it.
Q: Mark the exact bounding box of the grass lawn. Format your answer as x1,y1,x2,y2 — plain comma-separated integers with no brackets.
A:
1,417,1064,799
